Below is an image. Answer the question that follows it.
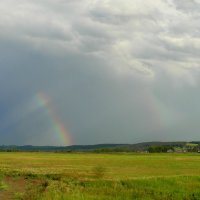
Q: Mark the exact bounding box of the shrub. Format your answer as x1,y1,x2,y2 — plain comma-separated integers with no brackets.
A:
92,165,106,179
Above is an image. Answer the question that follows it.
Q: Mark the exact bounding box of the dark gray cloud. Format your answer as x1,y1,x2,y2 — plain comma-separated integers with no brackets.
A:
1,0,200,145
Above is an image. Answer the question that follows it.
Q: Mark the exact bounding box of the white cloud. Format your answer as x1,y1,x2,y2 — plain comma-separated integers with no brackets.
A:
1,0,200,83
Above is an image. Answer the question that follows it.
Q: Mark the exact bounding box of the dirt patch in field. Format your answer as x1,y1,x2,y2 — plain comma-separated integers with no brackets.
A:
0,176,44,200
0,177,27,199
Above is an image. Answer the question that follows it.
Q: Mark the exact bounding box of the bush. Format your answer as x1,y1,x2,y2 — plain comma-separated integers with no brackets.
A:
92,165,106,179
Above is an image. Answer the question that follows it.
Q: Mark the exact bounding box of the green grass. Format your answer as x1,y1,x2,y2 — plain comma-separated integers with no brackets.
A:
0,181,8,191
0,152,200,199
37,176,200,200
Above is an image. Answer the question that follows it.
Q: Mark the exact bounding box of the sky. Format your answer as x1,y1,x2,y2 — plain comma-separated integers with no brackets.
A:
1,0,200,146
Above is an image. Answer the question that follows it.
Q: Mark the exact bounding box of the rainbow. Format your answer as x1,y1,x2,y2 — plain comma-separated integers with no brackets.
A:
36,92,73,146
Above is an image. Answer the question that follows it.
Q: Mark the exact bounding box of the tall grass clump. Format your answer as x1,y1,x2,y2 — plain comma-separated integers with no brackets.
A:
92,165,106,179
0,181,8,191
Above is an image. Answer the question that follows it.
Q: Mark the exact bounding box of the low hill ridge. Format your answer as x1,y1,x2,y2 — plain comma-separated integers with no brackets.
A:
0,141,199,152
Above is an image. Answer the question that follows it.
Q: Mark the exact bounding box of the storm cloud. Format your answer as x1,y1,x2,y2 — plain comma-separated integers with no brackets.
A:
0,0,200,145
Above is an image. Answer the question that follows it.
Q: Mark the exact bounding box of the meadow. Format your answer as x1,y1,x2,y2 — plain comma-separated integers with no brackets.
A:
0,152,200,199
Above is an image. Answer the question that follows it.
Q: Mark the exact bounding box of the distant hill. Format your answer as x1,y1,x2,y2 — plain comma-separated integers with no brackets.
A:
0,144,125,152
127,142,187,150
0,141,198,152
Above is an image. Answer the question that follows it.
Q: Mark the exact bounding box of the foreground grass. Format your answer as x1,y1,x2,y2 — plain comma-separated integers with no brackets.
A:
0,181,7,191
0,152,200,199
34,176,200,200
3,175,200,200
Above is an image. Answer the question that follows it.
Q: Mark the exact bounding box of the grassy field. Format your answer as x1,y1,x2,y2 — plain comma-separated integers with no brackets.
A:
0,152,200,199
